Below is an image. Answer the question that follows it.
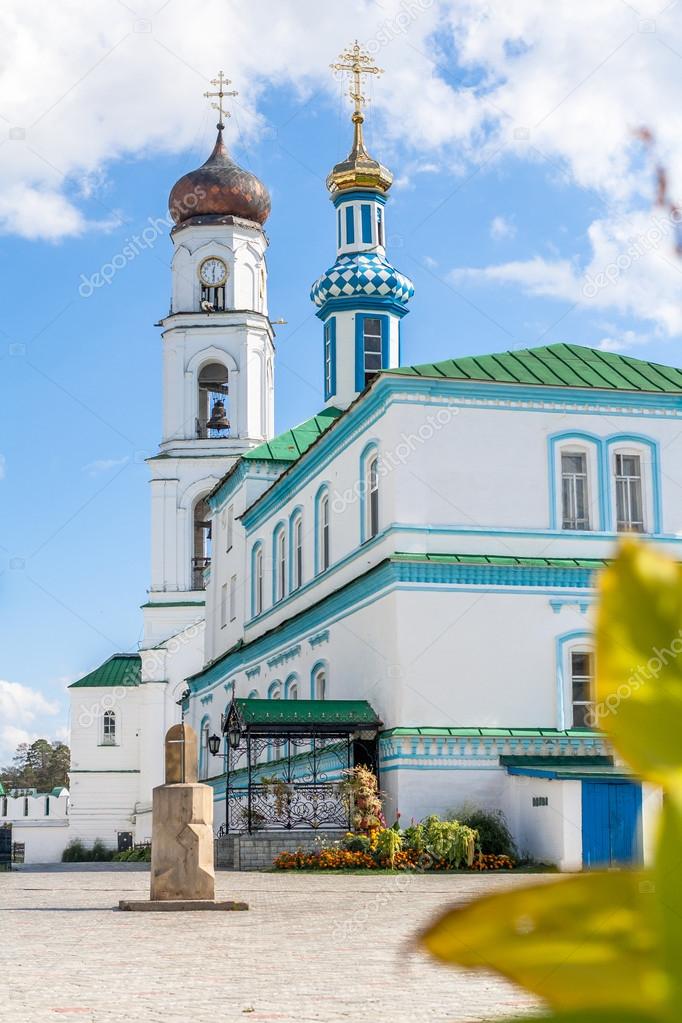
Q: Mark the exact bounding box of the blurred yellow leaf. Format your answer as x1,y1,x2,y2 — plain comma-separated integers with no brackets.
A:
420,871,665,1013
596,541,682,789
499,1015,659,1023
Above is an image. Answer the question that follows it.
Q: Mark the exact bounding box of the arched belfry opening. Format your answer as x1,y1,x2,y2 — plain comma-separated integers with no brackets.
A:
192,496,212,590
197,363,230,439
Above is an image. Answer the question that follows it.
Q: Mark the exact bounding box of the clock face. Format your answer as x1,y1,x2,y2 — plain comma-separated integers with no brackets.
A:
199,257,228,286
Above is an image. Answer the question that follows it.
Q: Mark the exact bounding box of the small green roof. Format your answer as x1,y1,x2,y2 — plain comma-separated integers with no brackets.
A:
242,407,343,463
383,726,600,738
391,553,608,570
234,698,380,727
391,343,682,393
69,653,141,689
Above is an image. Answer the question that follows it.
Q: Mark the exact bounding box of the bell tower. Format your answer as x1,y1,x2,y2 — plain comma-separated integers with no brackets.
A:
143,74,275,648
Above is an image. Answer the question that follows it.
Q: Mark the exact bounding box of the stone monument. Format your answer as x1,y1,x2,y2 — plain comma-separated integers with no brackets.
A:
119,723,248,912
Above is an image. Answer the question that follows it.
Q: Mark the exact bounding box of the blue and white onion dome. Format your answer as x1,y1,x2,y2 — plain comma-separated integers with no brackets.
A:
310,252,414,308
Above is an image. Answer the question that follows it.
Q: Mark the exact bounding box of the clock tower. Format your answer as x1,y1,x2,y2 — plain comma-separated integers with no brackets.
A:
142,74,275,651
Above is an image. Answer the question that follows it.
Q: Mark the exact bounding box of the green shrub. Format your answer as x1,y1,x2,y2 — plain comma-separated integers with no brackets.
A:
341,833,371,853
62,839,88,862
91,838,114,862
450,805,517,858
402,816,477,867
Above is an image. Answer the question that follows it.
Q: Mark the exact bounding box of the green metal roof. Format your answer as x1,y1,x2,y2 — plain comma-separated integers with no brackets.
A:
390,343,682,393
242,407,343,463
69,653,141,689
234,698,380,727
391,553,608,570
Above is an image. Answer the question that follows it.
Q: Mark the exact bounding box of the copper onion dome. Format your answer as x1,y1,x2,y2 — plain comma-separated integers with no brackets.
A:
168,127,271,226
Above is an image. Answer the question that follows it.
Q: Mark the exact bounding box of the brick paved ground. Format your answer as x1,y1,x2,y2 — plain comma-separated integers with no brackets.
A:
2,865,545,1023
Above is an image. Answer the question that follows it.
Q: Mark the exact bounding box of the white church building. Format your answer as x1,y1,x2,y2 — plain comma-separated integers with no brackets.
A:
67,55,673,871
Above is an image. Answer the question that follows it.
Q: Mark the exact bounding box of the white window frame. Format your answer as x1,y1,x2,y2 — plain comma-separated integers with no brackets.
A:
317,492,330,573
366,453,379,540
362,317,382,387
220,582,228,628
229,574,237,622
613,448,646,533
560,450,590,530
292,515,303,591
313,668,326,701
555,441,598,532
254,547,264,616
275,528,286,603
102,710,117,746
226,504,234,552
569,647,595,728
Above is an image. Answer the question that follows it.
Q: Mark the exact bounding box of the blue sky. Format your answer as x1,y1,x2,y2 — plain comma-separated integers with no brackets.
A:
2,0,682,757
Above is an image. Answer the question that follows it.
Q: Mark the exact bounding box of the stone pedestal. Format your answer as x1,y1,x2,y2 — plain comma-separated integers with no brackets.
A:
150,783,215,902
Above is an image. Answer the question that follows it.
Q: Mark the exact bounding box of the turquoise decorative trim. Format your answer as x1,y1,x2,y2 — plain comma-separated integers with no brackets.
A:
284,673,299,698
332,189,387,207
316,295,411,320
247,688,259,698
310,659,328,699
345,205,355,245
268,679,282,699
361,204,372,244
267,644,301,669
189,556,605,696
245,665,261,679
308,629,330,648
550,598,591,614
603,434,662,534
556,629,593,730
548,431,605,531
200,693,213,705
324,317,337,400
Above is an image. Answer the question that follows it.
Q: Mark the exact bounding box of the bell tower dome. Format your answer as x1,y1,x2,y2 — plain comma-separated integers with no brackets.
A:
310,43,413,410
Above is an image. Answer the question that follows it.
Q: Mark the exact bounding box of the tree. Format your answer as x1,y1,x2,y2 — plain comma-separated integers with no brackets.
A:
0,739,70,792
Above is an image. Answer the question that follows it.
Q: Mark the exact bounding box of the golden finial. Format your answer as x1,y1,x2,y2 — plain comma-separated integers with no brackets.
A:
327,41,392,196
204,71,238,129
331,40,384,125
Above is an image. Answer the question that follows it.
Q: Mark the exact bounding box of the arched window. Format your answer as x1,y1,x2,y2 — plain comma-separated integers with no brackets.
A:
360,445,380,543
613,451,644,532
311,663,327,701
291,512,303,591
561,450,590,530
102,710,116,746
273,525,286,603
247,688,259,699
315,487,330,574
285,675,299,700
192,496,212,590
268,680,282,700
197,363,230,439
252,543,264,616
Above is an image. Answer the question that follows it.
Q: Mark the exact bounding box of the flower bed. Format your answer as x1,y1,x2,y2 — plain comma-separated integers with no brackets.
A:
273,846,514,872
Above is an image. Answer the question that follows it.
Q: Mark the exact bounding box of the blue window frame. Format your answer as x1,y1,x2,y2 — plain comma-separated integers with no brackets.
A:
337,208,342,248
361,204,372,243
377,206,384,246
251,542,264,617
355,314,389,391
314,484,330,574
345,205,355,245
324,317,336,399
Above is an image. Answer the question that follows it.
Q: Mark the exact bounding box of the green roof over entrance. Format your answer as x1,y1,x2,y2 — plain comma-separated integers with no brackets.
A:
69,653,141,689
234,698,380,727
242,407,342,463
391,343,682,393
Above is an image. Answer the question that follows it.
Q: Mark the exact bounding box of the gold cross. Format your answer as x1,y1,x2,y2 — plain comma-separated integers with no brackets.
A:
331,41,383,119
204,71,238,127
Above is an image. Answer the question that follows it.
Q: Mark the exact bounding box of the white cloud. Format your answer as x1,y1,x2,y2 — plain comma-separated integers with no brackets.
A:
0,680,60,763
82,455,129,476
451,207,682,336
490,215,516,241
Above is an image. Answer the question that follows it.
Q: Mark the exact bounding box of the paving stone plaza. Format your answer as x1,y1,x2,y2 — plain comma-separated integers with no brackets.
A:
2,865,544,1022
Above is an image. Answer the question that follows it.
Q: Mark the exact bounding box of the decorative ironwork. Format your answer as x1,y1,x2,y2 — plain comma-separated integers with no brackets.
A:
218,701,380,834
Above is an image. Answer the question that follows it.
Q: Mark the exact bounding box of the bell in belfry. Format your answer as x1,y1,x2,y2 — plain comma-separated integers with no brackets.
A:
207,398,229,432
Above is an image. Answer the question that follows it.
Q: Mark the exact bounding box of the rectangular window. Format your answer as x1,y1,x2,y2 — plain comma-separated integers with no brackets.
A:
367,455,379,539
561,452,589,530
363,317,383,387
345,205,355,245
361,204,372,243
254,549,263,615
377,207,384,246
615,453,644,532
337,208,342,248
226,505,234,552
230,574,237,622
45,797,50,817
276,531,286,602
24,797,28,817
220,582,228,628
571,650,595,727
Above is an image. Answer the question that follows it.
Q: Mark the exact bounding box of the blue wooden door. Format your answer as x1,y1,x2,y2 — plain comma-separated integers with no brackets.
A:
582,781,642,868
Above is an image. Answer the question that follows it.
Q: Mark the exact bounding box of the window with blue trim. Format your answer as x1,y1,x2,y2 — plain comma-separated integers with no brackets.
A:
570,649,595,727
362,317,382,386
377,206,384,246
361,204,372,243
337,208,342,248
366,453,379,539
614,452,644,532
291,513,303,591
345,205,355,245
561,452,589,530
274,526,286,603
252,544,264,616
